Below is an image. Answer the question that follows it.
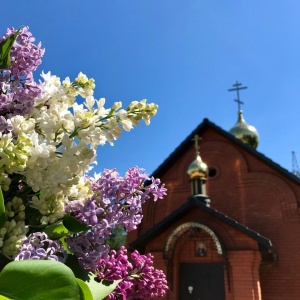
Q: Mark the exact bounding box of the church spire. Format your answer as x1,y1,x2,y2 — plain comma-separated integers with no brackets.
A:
228,81,259,149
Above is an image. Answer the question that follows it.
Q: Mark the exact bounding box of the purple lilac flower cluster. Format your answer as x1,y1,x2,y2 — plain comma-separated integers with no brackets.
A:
2,27,44,76
0,27,44,131
65,167,167,270
95,246,168,300
65,225,110,270
89,167,167,232
14,232,67,262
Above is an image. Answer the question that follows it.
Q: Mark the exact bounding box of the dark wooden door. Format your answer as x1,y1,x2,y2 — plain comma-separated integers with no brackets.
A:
179,263,225,300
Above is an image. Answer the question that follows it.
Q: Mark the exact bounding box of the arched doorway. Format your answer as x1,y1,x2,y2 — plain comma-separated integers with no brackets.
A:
164,222,226,300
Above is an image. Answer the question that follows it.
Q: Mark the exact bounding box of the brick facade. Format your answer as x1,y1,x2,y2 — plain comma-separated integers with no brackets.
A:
128,119,300,300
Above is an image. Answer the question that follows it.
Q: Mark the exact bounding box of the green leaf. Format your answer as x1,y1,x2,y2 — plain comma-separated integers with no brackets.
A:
0,28,20,69
0,295,10,300
0,260,84,300
0,186,5,228
65,255,120,299
76,279,93,300
65,254,89,281
63,214,91,233
85,273,121,300
44,221,69,239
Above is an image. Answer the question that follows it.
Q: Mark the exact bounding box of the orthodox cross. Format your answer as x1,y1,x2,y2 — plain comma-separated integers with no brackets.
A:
192,134,201,155
228,81,247,111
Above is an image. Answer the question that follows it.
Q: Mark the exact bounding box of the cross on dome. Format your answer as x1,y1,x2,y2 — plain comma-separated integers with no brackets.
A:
191,134,202,154
228,81,247,111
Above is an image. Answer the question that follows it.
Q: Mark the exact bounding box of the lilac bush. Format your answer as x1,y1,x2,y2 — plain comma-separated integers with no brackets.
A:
0,26,168,299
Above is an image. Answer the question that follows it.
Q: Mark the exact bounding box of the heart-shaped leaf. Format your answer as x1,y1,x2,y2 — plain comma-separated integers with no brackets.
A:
0,260,84,300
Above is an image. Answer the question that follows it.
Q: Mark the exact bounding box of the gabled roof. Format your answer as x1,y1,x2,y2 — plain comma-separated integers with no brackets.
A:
151,118,300,186
130,196,276,263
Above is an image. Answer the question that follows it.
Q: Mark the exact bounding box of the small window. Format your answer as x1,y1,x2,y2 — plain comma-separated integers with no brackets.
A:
208,167,218,178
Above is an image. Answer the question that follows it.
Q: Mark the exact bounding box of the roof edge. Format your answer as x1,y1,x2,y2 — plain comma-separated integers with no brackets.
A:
130,196,274,253
150,118,300,186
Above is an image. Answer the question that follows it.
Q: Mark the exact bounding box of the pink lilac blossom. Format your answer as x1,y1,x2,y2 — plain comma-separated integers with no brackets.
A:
127,251,168,299
95,246,168,300
15,232,67,262
96,246,132,281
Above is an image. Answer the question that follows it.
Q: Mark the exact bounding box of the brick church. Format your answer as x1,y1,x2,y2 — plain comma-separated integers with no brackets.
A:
127,83,300,300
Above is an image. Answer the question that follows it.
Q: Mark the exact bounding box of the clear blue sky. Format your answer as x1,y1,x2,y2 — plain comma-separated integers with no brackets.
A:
3,1,300,176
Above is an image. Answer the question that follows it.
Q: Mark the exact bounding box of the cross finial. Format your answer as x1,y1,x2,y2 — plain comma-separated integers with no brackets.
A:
192,134,201,155
228,81,247,111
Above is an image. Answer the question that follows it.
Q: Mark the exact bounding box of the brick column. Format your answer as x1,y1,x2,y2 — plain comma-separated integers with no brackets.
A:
227,250,262,300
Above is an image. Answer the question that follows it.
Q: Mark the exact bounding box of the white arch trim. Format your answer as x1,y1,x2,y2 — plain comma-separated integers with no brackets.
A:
164,222,223,257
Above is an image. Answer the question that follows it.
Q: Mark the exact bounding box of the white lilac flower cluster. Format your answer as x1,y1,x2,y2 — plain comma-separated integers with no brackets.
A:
0,27,168,299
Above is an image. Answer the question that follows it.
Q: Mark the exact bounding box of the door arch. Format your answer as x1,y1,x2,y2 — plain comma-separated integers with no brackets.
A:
164,221,225,296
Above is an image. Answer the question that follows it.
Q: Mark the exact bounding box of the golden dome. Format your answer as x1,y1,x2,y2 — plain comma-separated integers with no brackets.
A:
187,153,208,179
229,110,259,148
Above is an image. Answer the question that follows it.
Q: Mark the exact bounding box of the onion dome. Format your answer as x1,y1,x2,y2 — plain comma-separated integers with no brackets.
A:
187,153,208,179
228,81,259,148
229,110,259,148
